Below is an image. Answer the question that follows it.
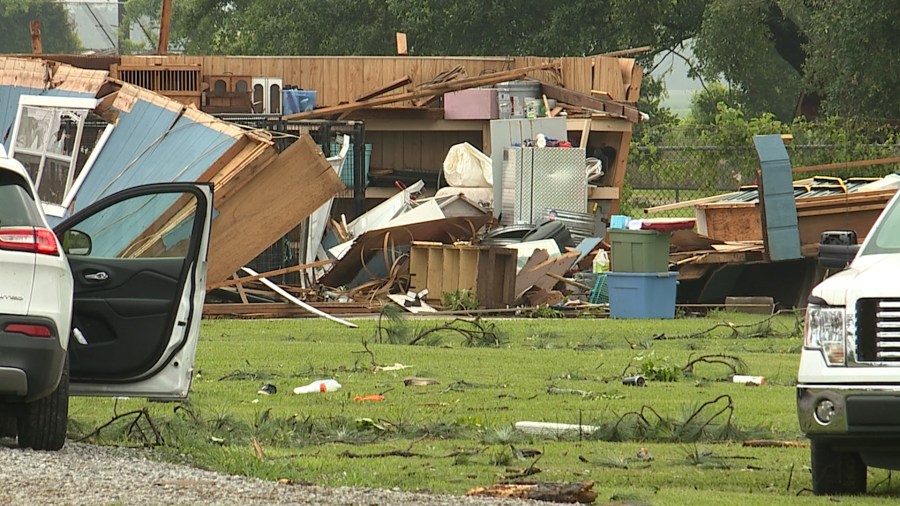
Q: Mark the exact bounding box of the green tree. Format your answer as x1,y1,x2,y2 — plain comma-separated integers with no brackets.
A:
800,0,900,119
0,1,80,53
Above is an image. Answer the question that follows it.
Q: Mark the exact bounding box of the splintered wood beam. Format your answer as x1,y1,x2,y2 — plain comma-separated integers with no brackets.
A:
542,82,640,123
467,481,597,503
285,61,561,120
29,20,42,54
354,75,412,102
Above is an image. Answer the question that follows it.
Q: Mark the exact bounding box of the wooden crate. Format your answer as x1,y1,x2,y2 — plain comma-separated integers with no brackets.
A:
408,243,516,308
111,63,203,108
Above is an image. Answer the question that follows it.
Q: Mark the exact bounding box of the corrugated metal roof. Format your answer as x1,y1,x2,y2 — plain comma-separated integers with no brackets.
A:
720,177,883,203
70,99,238,213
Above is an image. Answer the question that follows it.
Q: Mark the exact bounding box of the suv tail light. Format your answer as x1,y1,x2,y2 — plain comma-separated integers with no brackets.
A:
4,323,53,338
0,227,59,256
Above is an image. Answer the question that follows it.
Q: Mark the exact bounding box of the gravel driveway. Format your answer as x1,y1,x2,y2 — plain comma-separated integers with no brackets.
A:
0,440,545,505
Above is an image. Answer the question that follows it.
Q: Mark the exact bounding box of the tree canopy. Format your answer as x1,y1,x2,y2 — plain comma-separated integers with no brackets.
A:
0,0,80,54
115,0,900,121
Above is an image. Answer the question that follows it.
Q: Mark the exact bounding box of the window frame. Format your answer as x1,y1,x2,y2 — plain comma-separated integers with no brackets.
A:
8,95,111,217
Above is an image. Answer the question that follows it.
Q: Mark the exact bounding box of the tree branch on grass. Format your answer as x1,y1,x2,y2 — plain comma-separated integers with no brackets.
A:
76,408,163,446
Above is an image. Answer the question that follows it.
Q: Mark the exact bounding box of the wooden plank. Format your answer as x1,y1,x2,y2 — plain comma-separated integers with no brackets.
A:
209,259,336,290
285,61,561,119
206,136,344,287
541,82,639,123
588,186,620,200
579,119,591,148
792,156,900,174
323,58,340,106
355,75,412,102
396,32,408,55
628,63,644,102
594,56,625,101
598,46,653,58
643,192,738,214
231,273,249,304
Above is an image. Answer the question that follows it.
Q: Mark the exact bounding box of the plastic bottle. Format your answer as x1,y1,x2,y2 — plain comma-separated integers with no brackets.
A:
732,375,765,386
592,249,610,273
293,379,342,394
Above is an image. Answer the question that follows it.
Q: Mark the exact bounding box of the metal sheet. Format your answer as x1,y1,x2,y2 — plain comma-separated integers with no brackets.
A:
70,99,238,214
512,147,587,225
754,135,801,261
490,118,567,218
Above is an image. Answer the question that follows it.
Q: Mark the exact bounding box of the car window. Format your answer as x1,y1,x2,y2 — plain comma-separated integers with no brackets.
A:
0,171,43,227
862,195,900,255
66,191,198,260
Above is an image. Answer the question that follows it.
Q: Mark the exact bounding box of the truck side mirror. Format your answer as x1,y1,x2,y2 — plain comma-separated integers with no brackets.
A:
818,230,859,270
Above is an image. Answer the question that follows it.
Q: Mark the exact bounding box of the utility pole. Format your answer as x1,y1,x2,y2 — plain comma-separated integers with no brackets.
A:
157,0,172,55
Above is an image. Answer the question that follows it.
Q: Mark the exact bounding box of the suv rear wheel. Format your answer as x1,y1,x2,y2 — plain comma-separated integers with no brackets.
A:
17,355,69,451
0,414,16,438
811,440,867,495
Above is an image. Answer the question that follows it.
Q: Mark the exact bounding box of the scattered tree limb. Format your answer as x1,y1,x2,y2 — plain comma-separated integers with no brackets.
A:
467,480,597,504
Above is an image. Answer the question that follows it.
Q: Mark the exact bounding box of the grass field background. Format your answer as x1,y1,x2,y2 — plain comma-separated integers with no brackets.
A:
66,313,900,504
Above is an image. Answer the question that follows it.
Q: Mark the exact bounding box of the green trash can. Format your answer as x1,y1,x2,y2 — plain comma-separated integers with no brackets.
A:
609,229,670,272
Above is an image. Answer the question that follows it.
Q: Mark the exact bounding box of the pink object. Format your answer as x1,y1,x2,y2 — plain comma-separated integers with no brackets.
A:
444,89,499,120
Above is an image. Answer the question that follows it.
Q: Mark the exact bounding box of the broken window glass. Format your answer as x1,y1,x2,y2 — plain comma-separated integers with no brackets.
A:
11,103,98,207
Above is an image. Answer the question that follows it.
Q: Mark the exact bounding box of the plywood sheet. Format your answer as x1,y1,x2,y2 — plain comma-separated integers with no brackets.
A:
206,135,344,285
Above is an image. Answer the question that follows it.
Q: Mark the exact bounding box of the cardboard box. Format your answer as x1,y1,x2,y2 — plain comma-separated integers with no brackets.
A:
444,89,499,120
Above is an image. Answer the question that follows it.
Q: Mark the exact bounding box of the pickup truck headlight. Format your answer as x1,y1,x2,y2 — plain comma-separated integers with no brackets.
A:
805,304,846,365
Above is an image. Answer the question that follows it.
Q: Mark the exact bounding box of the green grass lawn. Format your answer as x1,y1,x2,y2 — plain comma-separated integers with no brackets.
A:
67,312,900,505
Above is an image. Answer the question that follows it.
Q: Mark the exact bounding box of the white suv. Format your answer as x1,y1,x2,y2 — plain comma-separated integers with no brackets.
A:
0,150,213,450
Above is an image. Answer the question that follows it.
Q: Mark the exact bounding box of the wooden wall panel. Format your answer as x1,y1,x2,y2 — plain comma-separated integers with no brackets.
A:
118,55,606,106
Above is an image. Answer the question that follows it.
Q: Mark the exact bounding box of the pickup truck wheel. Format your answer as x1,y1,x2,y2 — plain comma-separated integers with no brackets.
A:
17,355,69,451
811,440,867,495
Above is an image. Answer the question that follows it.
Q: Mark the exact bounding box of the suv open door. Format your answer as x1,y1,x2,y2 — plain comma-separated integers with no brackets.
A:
54,183,213,399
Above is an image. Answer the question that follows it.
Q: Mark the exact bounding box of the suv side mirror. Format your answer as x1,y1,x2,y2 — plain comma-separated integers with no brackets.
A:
61,229,92,256
818,230,858,270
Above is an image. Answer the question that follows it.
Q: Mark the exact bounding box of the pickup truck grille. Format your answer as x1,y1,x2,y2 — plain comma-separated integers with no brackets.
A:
857,299,900,362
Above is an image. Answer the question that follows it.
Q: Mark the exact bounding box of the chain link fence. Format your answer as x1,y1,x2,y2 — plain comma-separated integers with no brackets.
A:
622,135,900,218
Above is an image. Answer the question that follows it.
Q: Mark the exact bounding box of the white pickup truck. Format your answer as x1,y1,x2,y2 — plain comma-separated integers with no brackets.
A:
798,189,900,495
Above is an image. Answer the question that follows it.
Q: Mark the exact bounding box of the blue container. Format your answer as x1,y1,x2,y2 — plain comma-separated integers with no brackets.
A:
330,143,372,188
607,271,678,319
282,89,317,114
609,215,631,229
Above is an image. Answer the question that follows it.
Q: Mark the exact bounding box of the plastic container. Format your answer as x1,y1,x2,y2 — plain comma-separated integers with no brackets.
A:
592,249,609,273
609,229,670,272
609,215,631,229
496,81,542,119
293,379,342,394
282,89,317,114
607,271,678,319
